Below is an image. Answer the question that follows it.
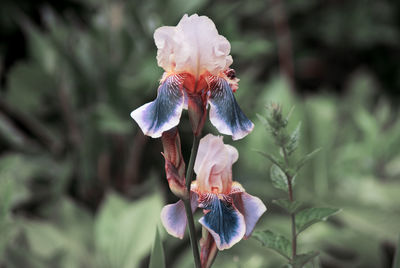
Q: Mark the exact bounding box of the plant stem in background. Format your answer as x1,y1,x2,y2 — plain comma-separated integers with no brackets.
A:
183,134,201,268
282,147,297,259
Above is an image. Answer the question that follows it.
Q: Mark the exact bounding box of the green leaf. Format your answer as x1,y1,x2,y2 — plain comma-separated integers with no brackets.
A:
95,192,162,268
292,251,319,268
256,151,284,170
393,235,400,268
270,164,289,192
273,199,303,214
149,228,165,268
295,148,321,172
286,122,301,155
256,113,270,129
253,230,291,259
295,208,340,234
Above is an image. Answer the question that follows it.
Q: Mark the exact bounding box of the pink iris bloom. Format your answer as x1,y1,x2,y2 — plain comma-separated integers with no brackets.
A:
161,134,266,250
131,14,254,140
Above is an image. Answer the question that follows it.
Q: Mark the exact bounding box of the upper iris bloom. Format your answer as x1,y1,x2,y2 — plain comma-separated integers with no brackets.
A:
161,134,266,250
131,14,254,140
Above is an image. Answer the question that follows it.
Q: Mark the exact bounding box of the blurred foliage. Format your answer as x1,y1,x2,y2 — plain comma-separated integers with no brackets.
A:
0,0,400,267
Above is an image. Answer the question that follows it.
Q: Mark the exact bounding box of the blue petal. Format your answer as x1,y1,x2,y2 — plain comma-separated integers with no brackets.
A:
208,78,254,140
131,75,185,138
199,194,245,250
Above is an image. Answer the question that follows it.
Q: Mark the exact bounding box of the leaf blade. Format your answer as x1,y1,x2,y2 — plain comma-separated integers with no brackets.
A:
295,208,340,234
292,251,319,268
149,228,165,268
273,199,303,214
253,230,291,259
270,164,289,192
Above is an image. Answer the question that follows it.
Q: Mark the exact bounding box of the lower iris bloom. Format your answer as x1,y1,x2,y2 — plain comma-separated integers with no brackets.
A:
161,134,266,250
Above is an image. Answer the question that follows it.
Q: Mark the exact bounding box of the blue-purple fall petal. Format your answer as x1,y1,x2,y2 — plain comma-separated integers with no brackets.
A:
131,75,185,138
160,193,198,239
208,77,254,140
232,192,267,238
198,194,245,250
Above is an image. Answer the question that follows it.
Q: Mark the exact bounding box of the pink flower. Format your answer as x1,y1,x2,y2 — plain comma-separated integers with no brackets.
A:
161,134,266,250
131,14,254,140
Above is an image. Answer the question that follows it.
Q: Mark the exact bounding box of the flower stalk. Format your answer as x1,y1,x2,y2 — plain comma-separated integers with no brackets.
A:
183,134,201,268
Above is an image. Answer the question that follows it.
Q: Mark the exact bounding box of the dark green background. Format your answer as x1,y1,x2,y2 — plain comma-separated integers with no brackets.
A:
0,0,399,267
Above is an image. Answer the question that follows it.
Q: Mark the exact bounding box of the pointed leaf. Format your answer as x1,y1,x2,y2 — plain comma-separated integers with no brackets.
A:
256,113,270,129
296,148,321,172
270,164,288,192
149,228,165,268
286,122,301,155
292,251,319,268
256,151,284,170
296,208,340,234
273,199,303,214
253,230,291,259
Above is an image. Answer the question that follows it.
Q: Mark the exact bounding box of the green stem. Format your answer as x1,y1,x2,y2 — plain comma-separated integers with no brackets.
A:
282,147,297,260
182,134,201,268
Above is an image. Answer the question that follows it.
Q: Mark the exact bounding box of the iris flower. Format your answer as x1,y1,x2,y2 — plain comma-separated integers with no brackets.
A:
131,14,254,140
161,134,266,250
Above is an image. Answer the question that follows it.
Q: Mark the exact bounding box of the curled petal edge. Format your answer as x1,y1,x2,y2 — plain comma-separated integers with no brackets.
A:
208,77,254,140
160,192,198,239
130,74,185,138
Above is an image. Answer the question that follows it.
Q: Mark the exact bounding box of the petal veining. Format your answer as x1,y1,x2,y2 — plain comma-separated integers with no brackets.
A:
198,194,245,250
208,77,254,140
130,74,185,138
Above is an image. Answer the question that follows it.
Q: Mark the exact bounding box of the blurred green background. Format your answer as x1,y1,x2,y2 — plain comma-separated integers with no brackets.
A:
0,0,400,267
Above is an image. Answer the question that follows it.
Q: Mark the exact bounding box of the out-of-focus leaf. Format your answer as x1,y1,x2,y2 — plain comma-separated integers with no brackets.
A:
270,164,288,192
292,251,319,268
295,208,340,234
393,235,400,268
273,199,303,214
5,62,54,115
149,228,165,268
253,230,291,260
95,192,162,268
96,104,131,134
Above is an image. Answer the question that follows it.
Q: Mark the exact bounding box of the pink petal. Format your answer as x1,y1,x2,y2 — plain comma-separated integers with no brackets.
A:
160,193,198,239
232,192,267,238
194,134,238,193
154,14,233,77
